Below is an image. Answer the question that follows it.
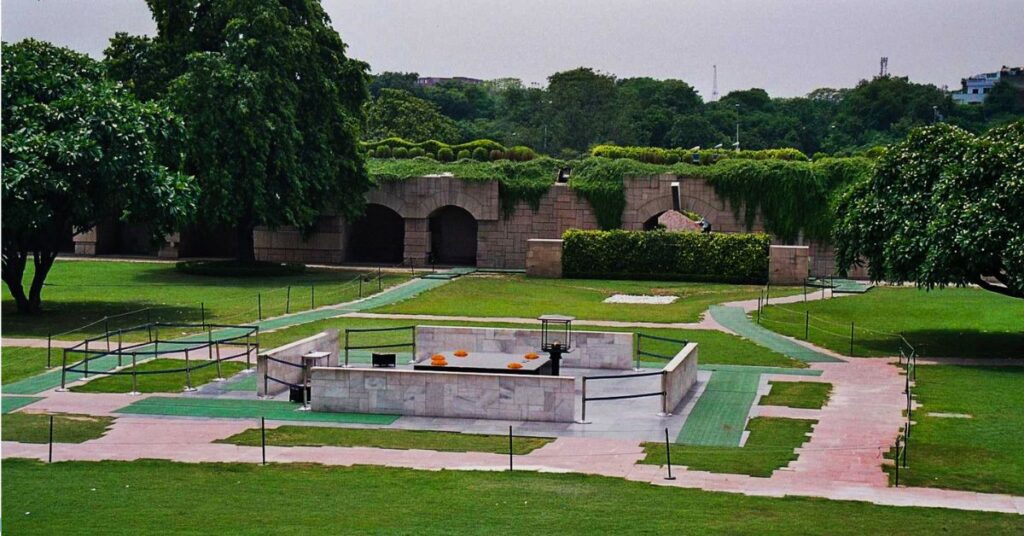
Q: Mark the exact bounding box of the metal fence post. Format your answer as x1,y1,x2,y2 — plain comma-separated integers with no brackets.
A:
117,329,124,367
344,330,350,367
201,302,206,328
104,317,110,351
580,377,588,423
894,435,901,487
664,427,676,480
410,326,417,364
508,425,513,472
130,352,139,395
213,331,224,381
84,340,90,378
804,311,810,340
258,293,262,321
310,284,315,309
261,417,267,465
286,286,291,314
48,415,54,463
58,349,68,391
184,347,196,392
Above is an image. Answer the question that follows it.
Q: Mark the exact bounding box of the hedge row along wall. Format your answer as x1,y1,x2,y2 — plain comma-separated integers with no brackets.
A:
591,145,809,165
562,229,770,283
364,138,537,162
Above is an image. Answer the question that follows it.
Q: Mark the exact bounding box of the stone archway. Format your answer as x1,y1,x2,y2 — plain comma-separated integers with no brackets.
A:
428,205,478,266
347,204,405,263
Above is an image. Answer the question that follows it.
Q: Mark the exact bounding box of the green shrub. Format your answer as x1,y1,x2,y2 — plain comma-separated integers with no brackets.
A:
393,147,409,159
424,152,436,160
561,229,769,283
375,145,392,158
472,147,489,161
590,145,809,165
409,147,425,158
437,148,454,162
366,148,376,158
456,149,471,160
175,260,306,277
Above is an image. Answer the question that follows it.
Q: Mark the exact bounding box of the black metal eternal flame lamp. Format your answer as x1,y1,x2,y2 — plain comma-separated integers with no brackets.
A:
539,314,574,376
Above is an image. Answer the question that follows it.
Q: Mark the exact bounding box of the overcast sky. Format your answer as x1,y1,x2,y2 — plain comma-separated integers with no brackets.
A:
3,0,1022,98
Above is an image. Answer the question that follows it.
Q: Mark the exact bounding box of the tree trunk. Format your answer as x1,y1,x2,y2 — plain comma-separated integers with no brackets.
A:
236,221,256,263
27,250,58,314
1,248,31,313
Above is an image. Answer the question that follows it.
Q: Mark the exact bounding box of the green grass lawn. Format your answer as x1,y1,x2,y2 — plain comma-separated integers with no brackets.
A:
69,358,248,393
1,347,54,384
374,274,798,324
220,425,553,454
258,315,805,369
760,287,1024,358
760,381,833,409
6,459,1022,534
887,365,1024,495
640,417,814,477
2,412,114,443
1,260,410,340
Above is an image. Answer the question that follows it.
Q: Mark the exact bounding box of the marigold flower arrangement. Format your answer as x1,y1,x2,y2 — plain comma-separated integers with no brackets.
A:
454,349,469,357
431,358,448,366
524,352,539,360
431,354,445,361
507,362,523,369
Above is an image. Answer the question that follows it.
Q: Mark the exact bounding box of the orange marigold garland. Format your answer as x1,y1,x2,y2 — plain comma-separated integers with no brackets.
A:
524,352,539,360
507,362,523,369
454,349,469,357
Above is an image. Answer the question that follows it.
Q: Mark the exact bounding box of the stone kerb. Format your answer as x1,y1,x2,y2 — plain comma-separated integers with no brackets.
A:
661,342,698,413
257,329,339,397
415,325,633,370
310,367,575,422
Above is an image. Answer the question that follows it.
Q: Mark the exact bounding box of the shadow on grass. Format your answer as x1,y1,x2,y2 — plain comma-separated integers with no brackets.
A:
857,329,1024,359
1,301,206,340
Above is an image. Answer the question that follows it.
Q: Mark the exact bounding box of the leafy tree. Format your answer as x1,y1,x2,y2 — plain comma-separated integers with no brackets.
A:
2,39,196,313
826,76,951,151
105,0,370,262
364,89,459,142
421,80,496,121
368,71,419,97
547,68,619,152
834,121,1024,298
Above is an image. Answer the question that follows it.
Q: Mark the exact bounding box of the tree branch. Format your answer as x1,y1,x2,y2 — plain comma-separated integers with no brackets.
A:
974,276,1024,300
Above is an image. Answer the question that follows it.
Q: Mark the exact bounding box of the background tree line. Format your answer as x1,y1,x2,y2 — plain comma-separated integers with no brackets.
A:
366,67,1024,157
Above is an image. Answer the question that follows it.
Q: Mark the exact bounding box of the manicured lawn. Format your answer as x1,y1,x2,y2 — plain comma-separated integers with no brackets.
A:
1,347,54,384
69,358,248,393
2,412,114,443
760,381,832,409
374,274,798,323
220,425,553,454
886,365,1024,495
760,287,1024,358
6,460,1022,534
259,316,804,369
1,260,410,340
640,417,815,477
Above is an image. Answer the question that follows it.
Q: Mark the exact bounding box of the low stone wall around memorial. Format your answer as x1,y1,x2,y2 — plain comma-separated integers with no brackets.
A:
414,325,633,370
257,329,339,397
662,342,698,413
310,367,576,422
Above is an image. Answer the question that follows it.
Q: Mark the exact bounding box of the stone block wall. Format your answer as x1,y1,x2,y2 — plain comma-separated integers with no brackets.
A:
415,325,633,370
769,245,810,284
477,183,599,269
525,239,563,278
662,342,698,413
254,216,346,264
622,174,763,234
257,329,339,397
310,367,576,422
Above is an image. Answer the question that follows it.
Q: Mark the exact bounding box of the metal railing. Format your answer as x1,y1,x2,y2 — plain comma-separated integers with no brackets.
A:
343,325,416,367
580,370,667,423
59,322,259,393
635,333,689,370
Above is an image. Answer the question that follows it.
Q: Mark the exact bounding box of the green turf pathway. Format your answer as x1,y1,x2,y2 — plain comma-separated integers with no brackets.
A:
673,305,838,446
3,275,455,395
2,396,43,413
116,396,399,424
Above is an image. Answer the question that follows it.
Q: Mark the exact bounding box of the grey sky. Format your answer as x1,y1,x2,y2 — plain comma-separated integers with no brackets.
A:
3,0,1022,98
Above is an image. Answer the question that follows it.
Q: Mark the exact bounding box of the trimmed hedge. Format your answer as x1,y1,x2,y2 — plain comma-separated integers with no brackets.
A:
591,145,809,165
175,260,306,277
363,137,537,161
561,229,769,283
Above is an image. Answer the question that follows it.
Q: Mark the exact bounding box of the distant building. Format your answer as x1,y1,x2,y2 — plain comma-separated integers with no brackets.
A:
415,76,485,87
952,65,1023,104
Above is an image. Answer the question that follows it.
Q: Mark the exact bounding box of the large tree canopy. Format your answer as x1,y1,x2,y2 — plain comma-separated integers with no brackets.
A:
834,121,1024,298
105,0,371,261
1,39,196,313
364,89,458,143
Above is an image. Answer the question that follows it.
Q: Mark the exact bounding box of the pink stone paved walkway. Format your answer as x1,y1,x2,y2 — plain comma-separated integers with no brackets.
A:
2,337,80,349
